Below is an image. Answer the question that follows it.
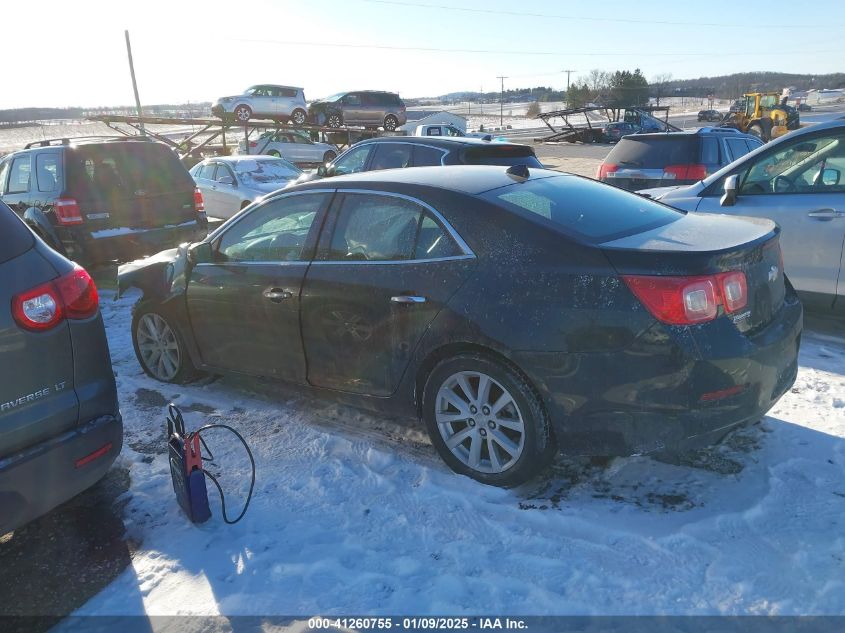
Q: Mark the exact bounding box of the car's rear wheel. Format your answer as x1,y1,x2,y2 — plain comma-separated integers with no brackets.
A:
234,104,252,123
132,306,198,384
268,150,281,157
422,353,554,487
383,114,399,131
291,109,307,125
327,112,343,128
323,150,337,163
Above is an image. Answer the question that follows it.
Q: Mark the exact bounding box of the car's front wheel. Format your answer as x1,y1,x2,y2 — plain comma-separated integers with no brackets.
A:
132,306,198,383
268,150,281,157
422,353,554,487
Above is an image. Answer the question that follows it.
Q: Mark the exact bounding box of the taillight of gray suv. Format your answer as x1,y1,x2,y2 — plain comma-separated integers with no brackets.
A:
0,201,122,533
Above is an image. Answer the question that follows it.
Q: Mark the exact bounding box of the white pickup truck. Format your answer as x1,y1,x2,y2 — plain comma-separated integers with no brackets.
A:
414,124,493,141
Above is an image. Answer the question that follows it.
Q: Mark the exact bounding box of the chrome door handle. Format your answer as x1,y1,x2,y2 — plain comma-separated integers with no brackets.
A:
807,208,843,220
390,295,426,304
263,288,293,302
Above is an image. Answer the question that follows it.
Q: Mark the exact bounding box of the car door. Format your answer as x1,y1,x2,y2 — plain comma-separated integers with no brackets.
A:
211,163,241,217
2,154,34,215
186,191,332,382
301,191,476,396
193,162,222,217
341,93,365,125
696,129,845,300
289,132,317,162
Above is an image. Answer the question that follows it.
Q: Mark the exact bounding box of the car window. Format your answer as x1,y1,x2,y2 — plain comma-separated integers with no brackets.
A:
369,144,412,170
35,153,62,193
333,145,373,176
427,128,442,136
413,145,446,167
217,193,327,262
7,156,32,194
605,137,697,169
415,214,463,259
361,93,380,106
214,165,234,183
726,138,752,162
700,137,719,164
739,132,845,195
279,87,298,98
198,163,216,180
326,194,460,262
343,93,361,106
484,175,683,243
291,133,312,145
463,146,543,168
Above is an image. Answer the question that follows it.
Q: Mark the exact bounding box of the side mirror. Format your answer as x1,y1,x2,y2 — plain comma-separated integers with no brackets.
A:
821,168,841,186
218,176,235,186
721,174,739,207
188,241,213,265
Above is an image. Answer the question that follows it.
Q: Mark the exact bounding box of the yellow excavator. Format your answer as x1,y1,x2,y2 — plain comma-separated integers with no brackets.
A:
720,92,800,142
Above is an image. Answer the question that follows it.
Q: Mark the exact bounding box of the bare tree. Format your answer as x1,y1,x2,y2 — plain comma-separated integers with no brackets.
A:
652,73,673,106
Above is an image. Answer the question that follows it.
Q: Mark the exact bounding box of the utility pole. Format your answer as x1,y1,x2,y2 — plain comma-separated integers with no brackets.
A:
497,76,507,127
562,69,576,106
124,30,146,136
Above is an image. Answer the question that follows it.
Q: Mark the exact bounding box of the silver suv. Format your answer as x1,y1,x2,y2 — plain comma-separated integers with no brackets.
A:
307,91,407,130
212,85,308,124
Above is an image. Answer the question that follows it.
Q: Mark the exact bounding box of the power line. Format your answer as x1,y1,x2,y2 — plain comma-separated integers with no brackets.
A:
229,37,838,58
354,0,843,29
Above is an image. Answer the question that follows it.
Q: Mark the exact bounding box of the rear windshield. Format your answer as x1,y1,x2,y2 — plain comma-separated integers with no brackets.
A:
65,142,194,198
463,146,543,168
0,201,34,263
605,136,699,169
483,175,683,243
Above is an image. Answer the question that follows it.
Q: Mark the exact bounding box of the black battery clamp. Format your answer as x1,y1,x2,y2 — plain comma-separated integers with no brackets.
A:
167,403,256,524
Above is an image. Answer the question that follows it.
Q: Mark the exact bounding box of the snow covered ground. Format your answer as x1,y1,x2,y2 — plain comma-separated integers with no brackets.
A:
69,290,845,619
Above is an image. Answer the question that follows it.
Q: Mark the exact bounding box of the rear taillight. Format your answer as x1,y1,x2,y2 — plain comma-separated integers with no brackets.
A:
597,163,618,180
12,266,98,332
54,197,83,225
193,188,205,213
623,271,748,326
662,164,707,181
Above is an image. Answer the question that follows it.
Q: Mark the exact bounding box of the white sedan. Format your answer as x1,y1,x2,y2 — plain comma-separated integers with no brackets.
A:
190,156,302,220
239,130,338,166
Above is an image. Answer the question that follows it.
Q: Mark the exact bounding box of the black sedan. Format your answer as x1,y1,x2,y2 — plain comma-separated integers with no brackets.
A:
119,166,802,487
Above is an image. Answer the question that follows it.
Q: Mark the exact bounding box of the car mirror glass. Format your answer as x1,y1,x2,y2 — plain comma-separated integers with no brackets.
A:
721,174,739,207
821,168,841,186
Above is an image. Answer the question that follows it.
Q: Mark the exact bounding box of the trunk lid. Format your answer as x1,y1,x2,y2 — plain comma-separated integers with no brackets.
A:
601,212,785,333
63,141,197,230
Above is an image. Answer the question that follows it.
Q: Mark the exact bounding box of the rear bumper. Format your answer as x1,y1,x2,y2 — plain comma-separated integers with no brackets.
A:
0,414,123,534
62,218,207,264
518,292,803,456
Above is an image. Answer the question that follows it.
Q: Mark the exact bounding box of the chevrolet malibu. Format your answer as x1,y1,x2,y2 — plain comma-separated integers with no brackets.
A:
118,166,801,487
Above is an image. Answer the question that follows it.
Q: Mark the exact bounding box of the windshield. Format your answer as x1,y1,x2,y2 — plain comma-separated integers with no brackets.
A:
233,158,302,185
484,175,682,242
323,92,346,102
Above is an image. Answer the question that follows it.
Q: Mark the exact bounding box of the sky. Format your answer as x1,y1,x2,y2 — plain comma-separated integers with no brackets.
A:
3,0,844,110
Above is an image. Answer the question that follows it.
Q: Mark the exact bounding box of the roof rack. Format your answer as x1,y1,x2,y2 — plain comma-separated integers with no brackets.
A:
24,135,152,149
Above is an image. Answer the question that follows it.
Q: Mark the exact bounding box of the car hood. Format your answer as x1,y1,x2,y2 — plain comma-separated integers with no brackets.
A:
244,179,299,194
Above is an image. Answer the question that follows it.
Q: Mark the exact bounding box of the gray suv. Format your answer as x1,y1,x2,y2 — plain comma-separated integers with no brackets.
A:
308,91,407,131
0,201,122,533
212,85,308,124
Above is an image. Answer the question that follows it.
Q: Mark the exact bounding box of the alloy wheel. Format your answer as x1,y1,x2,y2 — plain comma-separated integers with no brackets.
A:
292,110,306,125
136,313,181,381
235,106,251,122
384,115,398,131
435,371,525,474
328,114,342,128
